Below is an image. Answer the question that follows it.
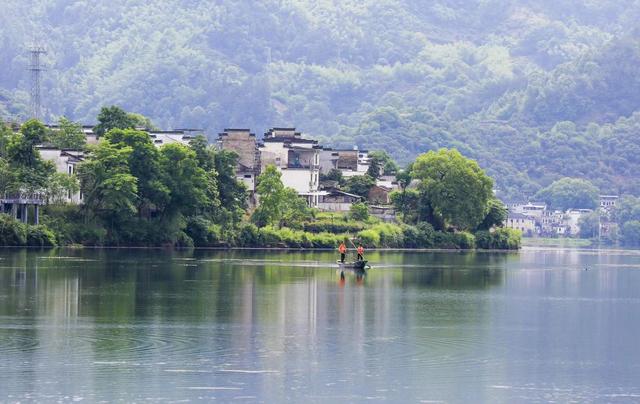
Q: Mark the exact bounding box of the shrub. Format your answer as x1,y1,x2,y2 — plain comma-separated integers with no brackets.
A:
0,214,27,246
349,202,369,221
309,232,344,248
402,223,436,248
237,223,260,247
303,220,364,234
415,222,436,247
357,229,381,247
433,231,457,249
185,216,210,246
375,223,404,247
401,225,420,248
175,231,194,248
475,228,521,250
259,226,284,247
77,225,107,246
26,225,57,247
451,231,475,249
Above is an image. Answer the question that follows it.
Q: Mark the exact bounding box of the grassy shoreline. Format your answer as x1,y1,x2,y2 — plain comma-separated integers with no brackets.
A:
522,238,595,248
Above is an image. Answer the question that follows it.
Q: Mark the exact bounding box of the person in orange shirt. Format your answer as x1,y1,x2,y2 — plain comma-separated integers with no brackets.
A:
357,244,365,261
338,241,347,263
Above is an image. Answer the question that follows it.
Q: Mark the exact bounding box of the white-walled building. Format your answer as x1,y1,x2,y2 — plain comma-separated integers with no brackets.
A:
508,202,547,220
38,147,84,204
505,213,536,236
259,128,321,207
600,195,618,210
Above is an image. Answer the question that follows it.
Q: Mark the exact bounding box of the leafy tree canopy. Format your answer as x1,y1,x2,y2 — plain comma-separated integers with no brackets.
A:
94,106,137,137
535,177,599,211
345,175,376,198
412,148,494,231
50,117,86,150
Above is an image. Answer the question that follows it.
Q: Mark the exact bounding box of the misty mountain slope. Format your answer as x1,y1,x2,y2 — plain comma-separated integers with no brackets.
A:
2,0,640,198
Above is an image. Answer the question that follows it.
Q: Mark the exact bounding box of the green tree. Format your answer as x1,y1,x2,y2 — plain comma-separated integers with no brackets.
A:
213,149,248,223
535,178,599,211
105,128,169,213
349,201,369,221
5,120,55,191
50,117,86,149
369,150,398,176
252,165,309,228
345,174,376,198
78,141,138,221
158,143,208,215
396,169,412,190
7,119,48,167
578,210,600,239
477,198,508,231
94,106,137,137
320,168,344,185
412,148,494,231
46,172,80,204
128,113,158,130
0,121,11,157
366,157,382,179
0,158,18,195
621,220,640,246
280,188,313,229
614,195,640,224
252,165,286,227
390,188,420,223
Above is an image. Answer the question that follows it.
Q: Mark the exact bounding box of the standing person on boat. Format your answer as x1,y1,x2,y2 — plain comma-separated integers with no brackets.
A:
357,244,365,261
338,241,347,263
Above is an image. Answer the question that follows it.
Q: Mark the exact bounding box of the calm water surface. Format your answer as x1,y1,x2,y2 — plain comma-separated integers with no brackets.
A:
1,248,639,402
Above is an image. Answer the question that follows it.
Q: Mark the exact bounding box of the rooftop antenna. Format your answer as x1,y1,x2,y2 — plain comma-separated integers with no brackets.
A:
27,45,47,121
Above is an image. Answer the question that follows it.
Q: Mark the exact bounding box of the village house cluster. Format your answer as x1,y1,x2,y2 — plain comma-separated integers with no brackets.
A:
2,125,399,224
504,196,619,238
216,127,398,212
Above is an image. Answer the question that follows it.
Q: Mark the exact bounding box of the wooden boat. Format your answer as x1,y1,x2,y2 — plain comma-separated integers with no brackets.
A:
337,260,368,271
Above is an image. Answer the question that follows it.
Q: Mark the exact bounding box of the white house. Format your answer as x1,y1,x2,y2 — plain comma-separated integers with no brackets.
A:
319,147,369,178
508,202,547,220
600,195,619,210
38,147,84,204
259,128,321,207
505,213,536,236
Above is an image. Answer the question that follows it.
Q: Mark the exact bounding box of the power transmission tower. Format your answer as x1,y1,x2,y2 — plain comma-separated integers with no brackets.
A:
27,46,47,121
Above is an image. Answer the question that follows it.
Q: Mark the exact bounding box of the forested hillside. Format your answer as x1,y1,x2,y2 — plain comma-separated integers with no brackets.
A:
2,0,640,199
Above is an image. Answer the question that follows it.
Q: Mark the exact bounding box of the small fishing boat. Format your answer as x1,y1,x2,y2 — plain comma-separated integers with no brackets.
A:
337,260,369,271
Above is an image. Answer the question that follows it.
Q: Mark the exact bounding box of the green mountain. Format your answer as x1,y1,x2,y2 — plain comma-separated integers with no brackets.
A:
2,0,640,199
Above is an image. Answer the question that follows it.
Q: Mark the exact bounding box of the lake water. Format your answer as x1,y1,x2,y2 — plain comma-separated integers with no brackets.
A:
1,248,639,402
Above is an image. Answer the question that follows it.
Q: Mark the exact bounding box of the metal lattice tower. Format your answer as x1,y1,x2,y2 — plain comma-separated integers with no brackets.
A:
27,46,47,121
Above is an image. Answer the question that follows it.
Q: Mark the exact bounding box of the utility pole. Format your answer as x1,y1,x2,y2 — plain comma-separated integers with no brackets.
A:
27,45,47,121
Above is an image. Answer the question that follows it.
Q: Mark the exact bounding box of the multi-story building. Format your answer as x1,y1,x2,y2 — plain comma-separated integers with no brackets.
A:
259,128,321,207
505,212,536,236
600,195,619,210
318,147,369,177
508,202,547,220
38,147,84,204
217,129,260,194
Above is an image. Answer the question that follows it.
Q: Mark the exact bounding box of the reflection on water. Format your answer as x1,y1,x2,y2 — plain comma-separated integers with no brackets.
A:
0,248,639,402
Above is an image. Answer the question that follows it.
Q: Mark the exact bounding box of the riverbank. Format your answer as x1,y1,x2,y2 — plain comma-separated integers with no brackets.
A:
522,237,594,248
1,211,521,250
